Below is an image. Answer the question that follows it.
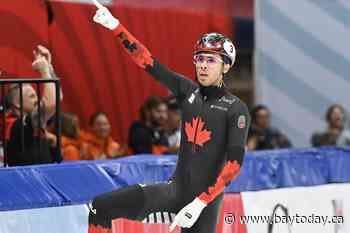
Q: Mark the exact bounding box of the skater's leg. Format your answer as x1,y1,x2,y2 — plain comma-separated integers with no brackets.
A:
88,184,146,230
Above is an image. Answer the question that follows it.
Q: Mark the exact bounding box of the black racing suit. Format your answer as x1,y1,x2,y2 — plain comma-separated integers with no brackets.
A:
88,24,250,233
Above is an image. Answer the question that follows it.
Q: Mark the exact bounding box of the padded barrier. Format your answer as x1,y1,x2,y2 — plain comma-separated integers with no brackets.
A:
1,147,350,211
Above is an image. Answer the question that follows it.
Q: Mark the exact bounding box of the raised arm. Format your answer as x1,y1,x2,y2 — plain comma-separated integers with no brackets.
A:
31,47,57,124
92,2,196,100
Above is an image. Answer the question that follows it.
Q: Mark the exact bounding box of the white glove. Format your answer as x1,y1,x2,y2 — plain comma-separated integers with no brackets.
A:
92,0,119,30
169,198,207,231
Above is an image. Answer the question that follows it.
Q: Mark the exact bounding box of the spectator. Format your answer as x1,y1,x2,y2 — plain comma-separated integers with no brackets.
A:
165,96,181,153
247,105,292,150
5,45,62,166
81,111,123,160
47,112,86,161
311,104,350,147
128,96,169,154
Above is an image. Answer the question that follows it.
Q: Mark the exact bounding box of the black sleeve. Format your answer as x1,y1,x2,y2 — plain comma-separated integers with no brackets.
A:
112,24,197,102
197,100,251,204
226,101,251,165
145,60,197,102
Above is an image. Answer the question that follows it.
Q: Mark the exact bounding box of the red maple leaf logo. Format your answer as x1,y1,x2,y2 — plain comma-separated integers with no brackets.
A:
185,117,211,146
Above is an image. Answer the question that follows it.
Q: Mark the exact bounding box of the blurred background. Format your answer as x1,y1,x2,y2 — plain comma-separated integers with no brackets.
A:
3,0,348,149
0,0,253,145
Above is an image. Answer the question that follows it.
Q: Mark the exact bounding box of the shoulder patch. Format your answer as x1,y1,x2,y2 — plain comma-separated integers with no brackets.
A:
237,115,246,129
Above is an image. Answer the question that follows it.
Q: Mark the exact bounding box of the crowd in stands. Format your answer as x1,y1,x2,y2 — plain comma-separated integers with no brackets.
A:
247,105,292,150
246,104,350,150
311,104,350,147
1,45,350,167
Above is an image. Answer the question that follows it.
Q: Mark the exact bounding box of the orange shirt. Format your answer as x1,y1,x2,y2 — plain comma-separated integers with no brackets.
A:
80,130,121,160
61,136,82,161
